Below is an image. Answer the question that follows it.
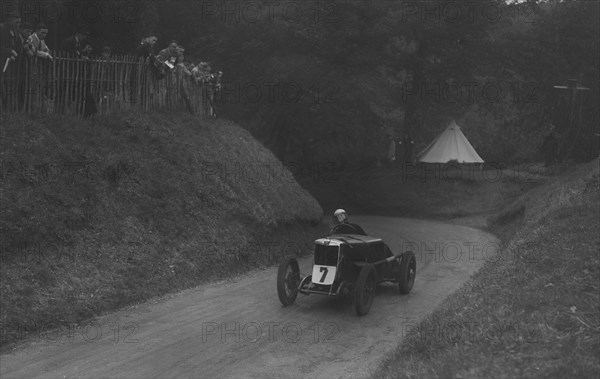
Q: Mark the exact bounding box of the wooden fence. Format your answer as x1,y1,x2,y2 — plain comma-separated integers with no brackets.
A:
0,52,211,117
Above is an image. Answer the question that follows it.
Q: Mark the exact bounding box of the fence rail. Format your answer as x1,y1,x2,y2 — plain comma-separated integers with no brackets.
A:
0,52,211,117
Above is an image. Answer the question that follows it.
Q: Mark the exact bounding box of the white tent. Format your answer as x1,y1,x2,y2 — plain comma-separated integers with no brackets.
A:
417,120,484,163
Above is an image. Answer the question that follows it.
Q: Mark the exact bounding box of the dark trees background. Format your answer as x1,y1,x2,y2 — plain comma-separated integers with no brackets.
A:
7,0,599,166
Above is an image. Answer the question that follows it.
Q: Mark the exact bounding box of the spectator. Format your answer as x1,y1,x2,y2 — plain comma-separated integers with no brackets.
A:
79,45,96,117
208,71,222,117
192,61,212,84
1,12,21,68
185,61,195,73
18,21,33,55
176,55,192,76
27,23,52,60
0,13,32,110
394,136,403,165
540,125,560,167
14,21,32,62
131,34,157,58
80,43,93,59
157,40,179,67
129,34,161,105
60,28,90,57
209,71,222,95
402,132,415,163
101,46,111,60
176,46,185,61
387,135,396,166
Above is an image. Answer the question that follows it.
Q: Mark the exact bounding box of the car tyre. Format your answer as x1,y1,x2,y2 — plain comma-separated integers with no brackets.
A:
398,251,416,294
354,265,376,316
277,257,300,306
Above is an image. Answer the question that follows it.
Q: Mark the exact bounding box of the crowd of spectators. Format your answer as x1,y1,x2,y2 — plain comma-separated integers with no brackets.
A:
1,11,222,116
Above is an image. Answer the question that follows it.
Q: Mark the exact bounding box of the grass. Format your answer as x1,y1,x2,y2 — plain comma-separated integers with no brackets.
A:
372,159,599,378
0,110,325,351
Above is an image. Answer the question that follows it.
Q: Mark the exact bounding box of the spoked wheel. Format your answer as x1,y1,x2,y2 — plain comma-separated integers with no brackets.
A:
277,257,301,306
398,251,416,294
354,265,376,316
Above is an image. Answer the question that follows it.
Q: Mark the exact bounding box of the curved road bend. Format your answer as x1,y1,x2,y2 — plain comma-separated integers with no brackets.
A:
1,216,498,379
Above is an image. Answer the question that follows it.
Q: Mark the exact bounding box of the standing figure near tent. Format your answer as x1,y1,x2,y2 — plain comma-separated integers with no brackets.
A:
393,136,403,167
387,135,396,167
540,125,560,167
402,132,415,163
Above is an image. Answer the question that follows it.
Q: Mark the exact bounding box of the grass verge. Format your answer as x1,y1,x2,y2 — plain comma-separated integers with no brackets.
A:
373,159,599,378
0,110,324,351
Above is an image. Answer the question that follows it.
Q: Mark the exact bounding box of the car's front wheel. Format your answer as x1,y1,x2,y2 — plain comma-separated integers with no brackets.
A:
277,257,300,306
398,252,416,294
354,265,376,316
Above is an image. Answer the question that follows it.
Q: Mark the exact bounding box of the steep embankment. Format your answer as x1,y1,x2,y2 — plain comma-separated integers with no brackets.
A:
374,160,599,378
0,111,324,350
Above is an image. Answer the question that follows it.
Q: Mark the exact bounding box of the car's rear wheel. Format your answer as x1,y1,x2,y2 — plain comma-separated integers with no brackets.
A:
277,257,300,306
398,252,416,294
354,265,376,316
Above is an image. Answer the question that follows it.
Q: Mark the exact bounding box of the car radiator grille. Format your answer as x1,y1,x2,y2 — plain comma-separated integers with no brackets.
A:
314,245,339,266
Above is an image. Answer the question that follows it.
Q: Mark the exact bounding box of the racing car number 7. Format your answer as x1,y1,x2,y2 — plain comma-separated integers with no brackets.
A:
312,265,336,285
319,267,328,282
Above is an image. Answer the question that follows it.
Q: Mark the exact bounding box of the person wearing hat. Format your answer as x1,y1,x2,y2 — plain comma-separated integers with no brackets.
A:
19,21,33,44
60,28,90,57
131,34,158,58
1,12,22,66
328,209,367,235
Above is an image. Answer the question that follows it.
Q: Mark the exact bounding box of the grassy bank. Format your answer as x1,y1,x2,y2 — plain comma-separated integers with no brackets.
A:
0,111,324,351
373,159,599,378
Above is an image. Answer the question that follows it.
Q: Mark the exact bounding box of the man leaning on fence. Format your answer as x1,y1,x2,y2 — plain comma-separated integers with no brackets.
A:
1,12,22,109
60,28,90,58
1,12,21,72
129,34,160,107
158,40,179,68
27,23,53,60
131,35,157,58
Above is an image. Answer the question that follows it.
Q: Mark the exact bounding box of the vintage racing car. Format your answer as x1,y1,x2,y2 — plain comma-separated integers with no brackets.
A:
277,233,416,316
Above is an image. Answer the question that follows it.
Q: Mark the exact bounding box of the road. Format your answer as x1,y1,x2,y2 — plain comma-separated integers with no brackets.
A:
0,216,498,378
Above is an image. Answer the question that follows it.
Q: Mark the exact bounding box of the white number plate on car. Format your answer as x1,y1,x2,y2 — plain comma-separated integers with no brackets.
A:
312,265,337,285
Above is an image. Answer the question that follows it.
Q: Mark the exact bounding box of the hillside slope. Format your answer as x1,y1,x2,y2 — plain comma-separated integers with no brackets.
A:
0,111,324,349
374,159,599,378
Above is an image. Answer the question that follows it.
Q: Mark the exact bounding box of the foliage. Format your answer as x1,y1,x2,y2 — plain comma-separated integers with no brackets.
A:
12,0,600,165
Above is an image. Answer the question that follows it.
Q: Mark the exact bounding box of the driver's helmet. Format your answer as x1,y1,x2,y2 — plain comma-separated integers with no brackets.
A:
333,209,348,224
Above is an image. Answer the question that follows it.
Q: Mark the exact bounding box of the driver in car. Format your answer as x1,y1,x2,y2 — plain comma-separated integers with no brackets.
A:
328,209,367,235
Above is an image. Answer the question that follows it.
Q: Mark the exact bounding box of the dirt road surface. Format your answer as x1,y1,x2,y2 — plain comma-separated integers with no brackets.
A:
1,216,497,378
